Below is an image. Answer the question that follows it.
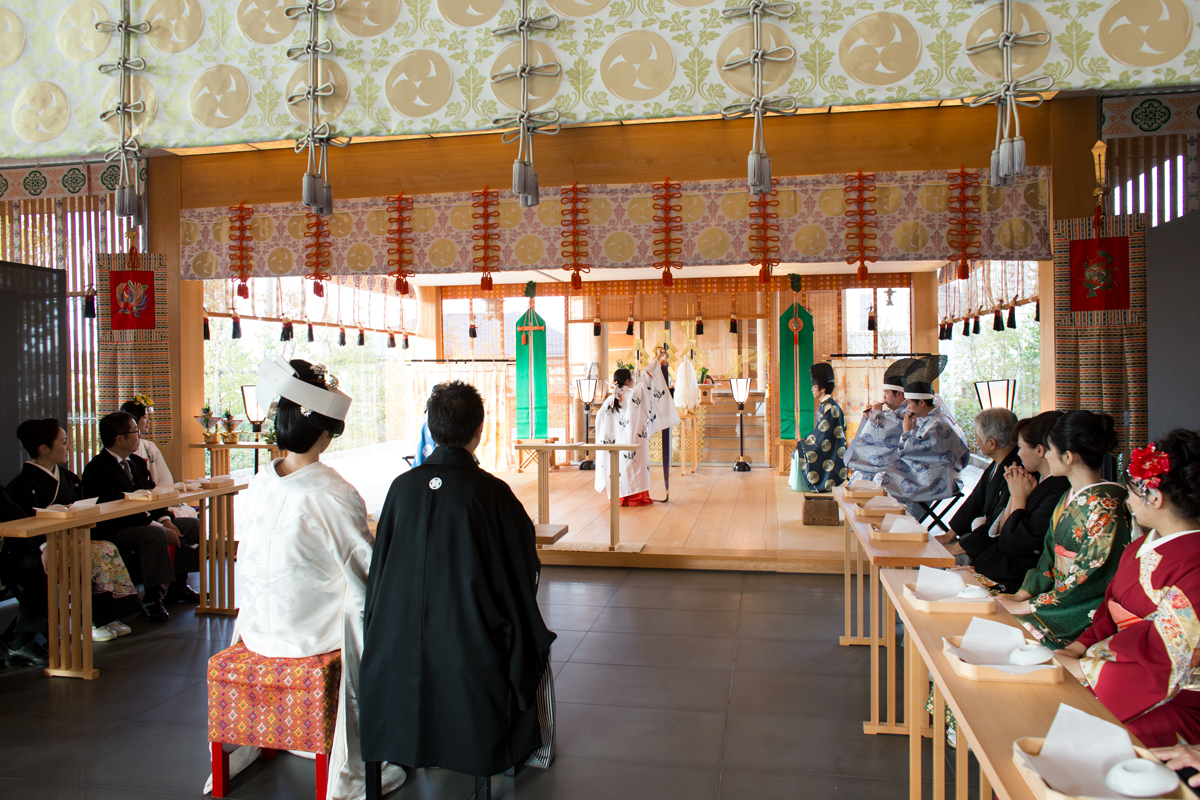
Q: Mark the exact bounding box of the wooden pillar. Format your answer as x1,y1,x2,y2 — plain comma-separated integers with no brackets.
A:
415,285,442,359
1038,260,1056,411
148,155,205,481
910,273,939,379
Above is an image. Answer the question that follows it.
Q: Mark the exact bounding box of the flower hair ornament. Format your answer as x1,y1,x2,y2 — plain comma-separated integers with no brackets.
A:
1128,444,1171,496
134,393,154,411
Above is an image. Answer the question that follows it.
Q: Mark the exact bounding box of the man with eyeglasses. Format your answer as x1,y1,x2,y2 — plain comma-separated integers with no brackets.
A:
81,412,200,622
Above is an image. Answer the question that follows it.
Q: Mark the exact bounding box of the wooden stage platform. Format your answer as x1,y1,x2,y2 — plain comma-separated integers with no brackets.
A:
499,466,844,574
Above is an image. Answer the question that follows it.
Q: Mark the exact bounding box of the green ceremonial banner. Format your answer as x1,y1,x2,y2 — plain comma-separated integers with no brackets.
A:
516,309,549,439
779,302,815,441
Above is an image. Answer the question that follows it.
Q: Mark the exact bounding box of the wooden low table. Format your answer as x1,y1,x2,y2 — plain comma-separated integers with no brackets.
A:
831,485,954,737
515,442,638,550
0,482,246,680
880,568,1134,800
516,438,559,473
190,442,281,476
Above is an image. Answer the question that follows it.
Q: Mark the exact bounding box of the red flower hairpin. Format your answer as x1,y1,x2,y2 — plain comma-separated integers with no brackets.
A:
1129,444,1171,490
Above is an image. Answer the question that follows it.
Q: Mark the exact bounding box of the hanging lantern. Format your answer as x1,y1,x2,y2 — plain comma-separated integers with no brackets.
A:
593,314,601,337
993,309,1004,331
338,326,346,346
973,315,981,335
306,322,315,342
357,328,365,346
1007,304,1017,329
231,313,242,340
387,332,396,348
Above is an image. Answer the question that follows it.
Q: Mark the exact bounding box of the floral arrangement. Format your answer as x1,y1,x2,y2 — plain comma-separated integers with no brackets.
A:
198,404,214,431
221,411,239,433
1128,444,1171,492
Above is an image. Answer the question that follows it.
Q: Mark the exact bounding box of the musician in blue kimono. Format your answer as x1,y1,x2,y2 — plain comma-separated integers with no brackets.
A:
843,358,915,481
879,373,970,513
798,363,848,492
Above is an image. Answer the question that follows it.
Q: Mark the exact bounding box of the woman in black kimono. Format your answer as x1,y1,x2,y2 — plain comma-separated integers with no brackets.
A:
7,419,140,643
798,362,849,492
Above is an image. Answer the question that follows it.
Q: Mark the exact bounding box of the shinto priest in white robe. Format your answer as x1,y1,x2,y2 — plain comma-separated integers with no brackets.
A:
594,363,680,503
204,359,405,800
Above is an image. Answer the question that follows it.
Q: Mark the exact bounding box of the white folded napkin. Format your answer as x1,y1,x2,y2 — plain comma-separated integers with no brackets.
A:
864,495,902,510
914,565,965,601
1022,704,1137,799
124,490,153,500
944,617,1054,674
882,513,927,535
849,479,880,491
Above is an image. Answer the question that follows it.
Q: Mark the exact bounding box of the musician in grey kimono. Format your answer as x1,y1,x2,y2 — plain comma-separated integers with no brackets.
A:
843,358,915,481
879,367,970,512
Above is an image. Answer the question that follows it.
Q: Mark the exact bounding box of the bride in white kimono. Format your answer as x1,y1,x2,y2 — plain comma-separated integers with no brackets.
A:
594,355,680,506
204,358,405,800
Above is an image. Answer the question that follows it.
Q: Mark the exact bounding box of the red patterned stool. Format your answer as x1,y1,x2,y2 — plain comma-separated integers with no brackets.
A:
207,642,342,800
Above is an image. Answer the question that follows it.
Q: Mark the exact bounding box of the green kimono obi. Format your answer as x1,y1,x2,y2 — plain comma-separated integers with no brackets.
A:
1016,482,1132,649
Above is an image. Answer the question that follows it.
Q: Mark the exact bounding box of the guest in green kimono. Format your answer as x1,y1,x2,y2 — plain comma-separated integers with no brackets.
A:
996,410,1132,649
798,363,848,492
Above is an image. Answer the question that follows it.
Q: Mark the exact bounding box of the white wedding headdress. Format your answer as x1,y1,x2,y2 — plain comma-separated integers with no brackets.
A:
257,357,352,421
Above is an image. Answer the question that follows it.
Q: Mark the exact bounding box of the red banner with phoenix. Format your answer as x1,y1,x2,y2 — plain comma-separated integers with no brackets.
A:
1069,237,1130,312
109,270,155,330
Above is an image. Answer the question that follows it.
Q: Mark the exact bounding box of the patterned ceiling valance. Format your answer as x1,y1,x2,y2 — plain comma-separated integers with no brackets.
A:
179,168,1051,280
3,0,1200,158
1102,92,1200,140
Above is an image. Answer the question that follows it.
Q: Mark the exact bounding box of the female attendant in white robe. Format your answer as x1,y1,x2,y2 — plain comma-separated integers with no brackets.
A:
204,358,404,800
594,359,680,507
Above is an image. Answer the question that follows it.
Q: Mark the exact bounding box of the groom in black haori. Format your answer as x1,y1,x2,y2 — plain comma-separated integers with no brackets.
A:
360,381,555,800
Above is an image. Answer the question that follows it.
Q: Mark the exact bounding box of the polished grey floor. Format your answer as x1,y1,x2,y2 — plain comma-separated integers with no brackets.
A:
0,567,971,799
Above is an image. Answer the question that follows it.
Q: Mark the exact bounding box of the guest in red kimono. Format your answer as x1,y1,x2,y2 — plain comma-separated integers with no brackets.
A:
1055,428,1200,747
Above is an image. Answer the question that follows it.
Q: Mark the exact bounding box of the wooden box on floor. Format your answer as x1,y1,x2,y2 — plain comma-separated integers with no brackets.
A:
802,495,840,526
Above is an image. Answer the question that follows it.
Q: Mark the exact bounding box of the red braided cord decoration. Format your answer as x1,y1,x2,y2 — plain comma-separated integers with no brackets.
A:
228,202,254,299
560,183,590,290
303,213,332,297
651,178,682,287
385,193,415,295
946,167,981,280
843,170,878,282
748,178,781,285
471,187,500,291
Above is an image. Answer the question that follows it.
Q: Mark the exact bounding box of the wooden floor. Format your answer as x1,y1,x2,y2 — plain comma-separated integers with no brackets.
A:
498,466,845,574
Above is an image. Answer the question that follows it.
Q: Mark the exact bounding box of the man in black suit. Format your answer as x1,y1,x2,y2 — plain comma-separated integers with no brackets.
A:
81,412,200,621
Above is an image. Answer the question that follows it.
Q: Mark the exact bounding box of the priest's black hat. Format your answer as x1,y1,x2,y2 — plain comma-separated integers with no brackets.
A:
810,362,835,386
903,355,949,400
882,358,918,392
